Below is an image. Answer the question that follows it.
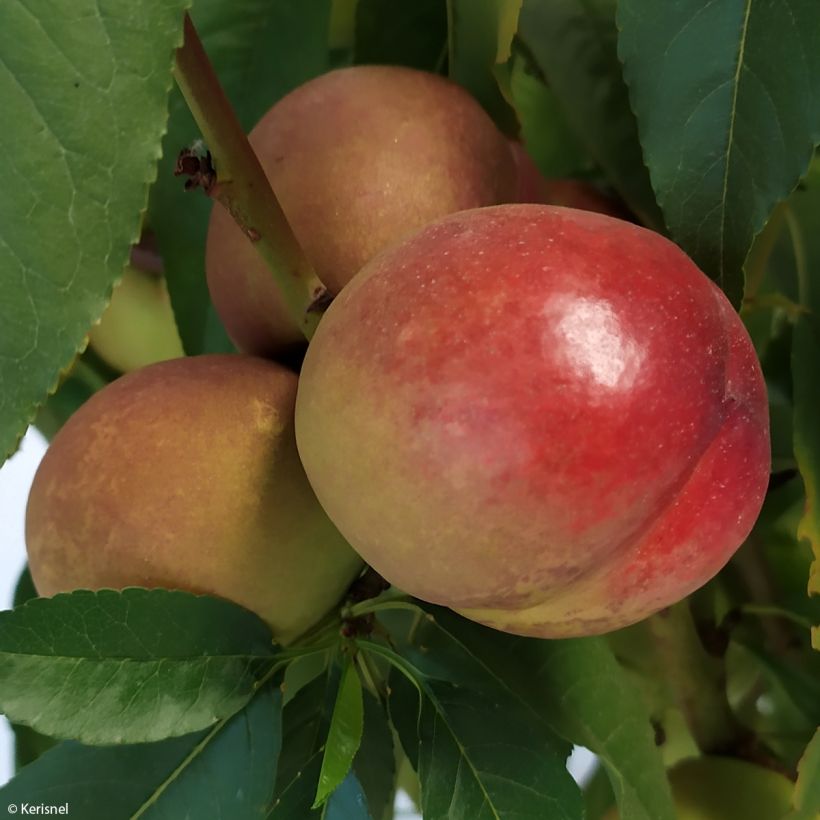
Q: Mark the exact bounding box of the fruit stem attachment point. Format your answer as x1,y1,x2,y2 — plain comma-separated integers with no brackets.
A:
172,13,327,340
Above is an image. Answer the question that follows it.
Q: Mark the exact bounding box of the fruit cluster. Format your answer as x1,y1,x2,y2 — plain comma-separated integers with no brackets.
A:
25,66,770,644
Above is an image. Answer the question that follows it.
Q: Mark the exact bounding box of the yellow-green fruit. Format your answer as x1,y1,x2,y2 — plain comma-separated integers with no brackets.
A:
89,266,184,372
604,756,794,819
25,354,363,644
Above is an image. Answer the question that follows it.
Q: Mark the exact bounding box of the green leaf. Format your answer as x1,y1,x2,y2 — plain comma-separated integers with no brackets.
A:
789,729,820,819
516,0,662,228
0,0,189,462
148,0,333,355
0,589,277,744
355,0,448,72
789,159,820,624
314,656,365,807
270,671,337,818
352,690,396,820
362,609,583,820
447,0,521,130
507,49,590,178
617,0,820,305
31,355,108,441
324,772,373,820
422,608,675,820
12,566,38,609
0,685,281,819
732,638,820,726
12,723,57,772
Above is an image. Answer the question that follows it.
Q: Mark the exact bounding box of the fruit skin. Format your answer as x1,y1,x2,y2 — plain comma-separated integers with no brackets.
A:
26,355,362,644
295,204,769,638
89,265,184,373
604,756,794,819
206,65,517,356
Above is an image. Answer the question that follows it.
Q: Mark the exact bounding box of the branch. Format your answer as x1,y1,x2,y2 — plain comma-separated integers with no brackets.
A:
172,13,327,339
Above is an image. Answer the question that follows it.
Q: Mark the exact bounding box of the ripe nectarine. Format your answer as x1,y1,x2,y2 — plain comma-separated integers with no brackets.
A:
26,355,362,643
206,65,517,356
295,204,770,637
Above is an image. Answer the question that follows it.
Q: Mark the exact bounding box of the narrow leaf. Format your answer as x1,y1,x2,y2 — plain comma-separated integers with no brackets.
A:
270,672,337,819
314,656,365,807
353,690,395,820
790,159,820,615
617,0,820,304
447,0,520,130
516,0,663,228
0,686,282,819
0,0,189,461
0,589,276,744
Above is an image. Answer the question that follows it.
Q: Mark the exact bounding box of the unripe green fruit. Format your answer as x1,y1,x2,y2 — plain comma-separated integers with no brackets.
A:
25,355,362,644
295,204,769,638
89,265,184,373
605,756,794,819
205,64,517,357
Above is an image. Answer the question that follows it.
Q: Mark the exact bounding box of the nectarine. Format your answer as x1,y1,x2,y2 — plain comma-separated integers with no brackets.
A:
26,355,362,643
205,65,517,356
295,205,770,637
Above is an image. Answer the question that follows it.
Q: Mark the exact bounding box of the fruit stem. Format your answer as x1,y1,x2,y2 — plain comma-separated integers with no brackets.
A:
648,601,747,755
172,13,327,340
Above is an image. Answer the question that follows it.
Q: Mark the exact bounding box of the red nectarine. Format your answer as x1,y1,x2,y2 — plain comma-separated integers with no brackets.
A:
295,204,770,637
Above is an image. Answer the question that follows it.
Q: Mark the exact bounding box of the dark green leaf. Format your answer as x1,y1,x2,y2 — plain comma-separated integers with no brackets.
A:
314,655,364,807
362,609,583,820
148,0,333,355
0,0,189,461
12,723,57,772
423,608,675,820
617,0,820,304
0,589,276,744
270,671,336,818
0,686,282,819
12,566,37,609
352,690,395,820
355,0,448,72
31,357,106,441
516,0,663,228
447,0,521,131
324,772,373,820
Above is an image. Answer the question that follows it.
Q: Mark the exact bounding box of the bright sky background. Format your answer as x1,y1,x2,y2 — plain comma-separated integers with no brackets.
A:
0,426,595,809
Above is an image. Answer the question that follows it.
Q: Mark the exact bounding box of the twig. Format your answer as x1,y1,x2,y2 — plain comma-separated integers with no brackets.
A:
172,13,327,339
